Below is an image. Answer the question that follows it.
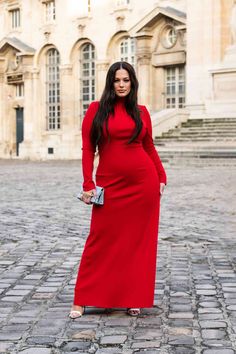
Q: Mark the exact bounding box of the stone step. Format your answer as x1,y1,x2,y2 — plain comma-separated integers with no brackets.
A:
179,125,236,131
201,118,236,122
179,127,236,131
181,121,236,127
155,136,236,142
201,121,236,125
160,155,236,166
157,145,236,150
159,150,236,163
181,124,236,130
162,132,236,138
156,117,236,157
183,118,236,124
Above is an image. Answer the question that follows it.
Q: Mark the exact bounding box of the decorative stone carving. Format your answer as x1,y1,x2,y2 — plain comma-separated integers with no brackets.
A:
137,53,151,65
78,23,86,36
76,16,91,36
44,31,51,41
59,64,73,76
116,14,125,24
96,61,110,71
32,69,40,79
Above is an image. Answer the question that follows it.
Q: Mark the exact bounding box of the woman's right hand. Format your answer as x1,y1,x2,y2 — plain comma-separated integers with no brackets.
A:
82,189,96,204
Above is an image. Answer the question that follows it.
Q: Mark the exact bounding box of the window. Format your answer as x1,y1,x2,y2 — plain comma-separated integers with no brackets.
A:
167,28,177,46
116,0,130,7
161,26,178,49
88,0,91,13
15,54,20,67
10,8,21,29
46,48,60,130
45,0,56,22
165,66,185,109
16,83,24,98
120,37,136,67
81,43,95,117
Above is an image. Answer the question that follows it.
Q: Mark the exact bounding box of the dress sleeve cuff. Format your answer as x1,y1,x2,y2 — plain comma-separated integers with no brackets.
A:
83,181,96,191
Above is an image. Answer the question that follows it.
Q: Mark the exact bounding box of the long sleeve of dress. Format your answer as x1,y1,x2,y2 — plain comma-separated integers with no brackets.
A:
81,101,99,191
142,106,167,185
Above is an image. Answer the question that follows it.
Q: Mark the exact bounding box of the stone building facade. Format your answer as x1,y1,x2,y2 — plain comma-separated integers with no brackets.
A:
0,0,235,159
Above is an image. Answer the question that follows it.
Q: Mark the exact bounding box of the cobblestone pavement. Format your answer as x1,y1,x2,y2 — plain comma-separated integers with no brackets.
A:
0,159,236,354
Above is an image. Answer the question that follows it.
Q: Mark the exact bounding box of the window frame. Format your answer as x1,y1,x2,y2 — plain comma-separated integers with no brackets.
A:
161,25,178,49
80,43,96,119
15,83,24,98
119,37,136,68
9,7,21,29
46,48,61,130
116,0,130,8
165,65,185,109
44,0,56,23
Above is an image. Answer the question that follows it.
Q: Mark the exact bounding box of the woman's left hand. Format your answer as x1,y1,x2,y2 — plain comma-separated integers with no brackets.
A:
160,183,165,197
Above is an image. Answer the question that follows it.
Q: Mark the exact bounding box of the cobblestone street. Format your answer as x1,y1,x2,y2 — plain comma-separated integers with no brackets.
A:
0,159,236,354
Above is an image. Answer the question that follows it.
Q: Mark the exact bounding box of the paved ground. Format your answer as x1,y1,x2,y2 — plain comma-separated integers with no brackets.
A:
0,158,236,354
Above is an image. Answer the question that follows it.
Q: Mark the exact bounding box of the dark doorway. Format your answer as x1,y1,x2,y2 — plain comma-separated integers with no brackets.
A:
16,107,24,156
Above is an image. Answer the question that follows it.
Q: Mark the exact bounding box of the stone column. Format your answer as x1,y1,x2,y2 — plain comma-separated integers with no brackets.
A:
135,34,152,107
0,60,12,158
23,71,34,140
0,73,4,153
4,82,15,157
224,0,236,65
96,60,110,99
186,0,221,117
18,70,34,158
30,69,42,158
207,0,236,114
60,64,73,131
32,69,41,139
230,0,236,44
59,64,78,158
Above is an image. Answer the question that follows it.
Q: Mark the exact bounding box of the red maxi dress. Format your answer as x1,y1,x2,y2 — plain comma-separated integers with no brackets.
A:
74,99,167,308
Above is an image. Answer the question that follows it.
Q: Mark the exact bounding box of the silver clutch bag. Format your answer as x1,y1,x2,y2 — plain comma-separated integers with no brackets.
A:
77,185,104,206
90,186,104,205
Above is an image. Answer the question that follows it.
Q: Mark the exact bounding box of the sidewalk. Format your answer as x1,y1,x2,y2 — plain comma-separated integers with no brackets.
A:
0,159,235,354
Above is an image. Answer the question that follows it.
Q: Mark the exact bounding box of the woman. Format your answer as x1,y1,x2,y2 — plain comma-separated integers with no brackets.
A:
69,61,167,318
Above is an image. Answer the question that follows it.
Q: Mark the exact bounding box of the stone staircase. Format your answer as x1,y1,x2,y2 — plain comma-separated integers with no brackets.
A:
154,117,236,164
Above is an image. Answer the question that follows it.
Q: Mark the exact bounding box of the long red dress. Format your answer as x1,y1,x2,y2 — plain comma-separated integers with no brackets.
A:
74,99,167,308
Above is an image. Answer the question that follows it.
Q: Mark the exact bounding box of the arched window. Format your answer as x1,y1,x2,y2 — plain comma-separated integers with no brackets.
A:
81,43,95,116
46,48,60,130
119,37,136,67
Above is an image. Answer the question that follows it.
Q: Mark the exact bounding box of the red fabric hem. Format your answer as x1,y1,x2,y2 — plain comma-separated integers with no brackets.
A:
73,301,155,308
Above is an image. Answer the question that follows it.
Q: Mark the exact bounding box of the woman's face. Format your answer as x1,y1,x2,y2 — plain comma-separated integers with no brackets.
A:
113,69,131,97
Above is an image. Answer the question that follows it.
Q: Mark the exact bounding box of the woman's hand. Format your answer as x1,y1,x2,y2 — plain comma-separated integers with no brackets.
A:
82,189,96,204
160,183,165,198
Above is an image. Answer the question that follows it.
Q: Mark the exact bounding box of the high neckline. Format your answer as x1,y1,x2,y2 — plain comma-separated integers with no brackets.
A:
115,97,126,105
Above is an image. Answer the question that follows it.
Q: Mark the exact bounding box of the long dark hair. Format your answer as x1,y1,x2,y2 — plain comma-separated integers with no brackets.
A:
90,61,142,148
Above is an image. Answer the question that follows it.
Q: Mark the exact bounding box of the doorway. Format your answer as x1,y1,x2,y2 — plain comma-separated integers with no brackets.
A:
16,107,24,156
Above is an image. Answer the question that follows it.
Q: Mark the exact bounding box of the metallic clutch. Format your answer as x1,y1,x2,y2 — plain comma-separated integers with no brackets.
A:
77,185,104,206
90,186,104,205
